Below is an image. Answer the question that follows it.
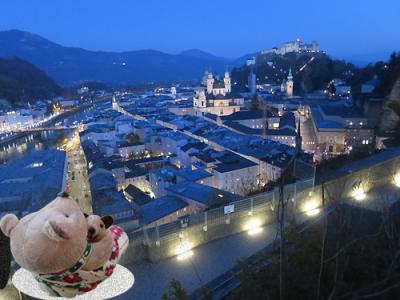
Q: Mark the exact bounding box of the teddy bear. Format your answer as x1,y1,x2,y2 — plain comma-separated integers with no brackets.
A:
0,192,129,298
84,213,113,243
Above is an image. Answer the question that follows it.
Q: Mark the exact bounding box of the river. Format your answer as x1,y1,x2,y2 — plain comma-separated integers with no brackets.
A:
0,100,111,165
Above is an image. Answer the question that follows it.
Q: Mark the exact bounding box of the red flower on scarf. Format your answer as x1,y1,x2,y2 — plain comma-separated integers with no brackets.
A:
79,282,98,292
111,226,122,238
105,265,116,277
110,242,119,260
63,273,82,283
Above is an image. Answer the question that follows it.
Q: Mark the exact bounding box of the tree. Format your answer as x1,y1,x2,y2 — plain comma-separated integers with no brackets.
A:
229,202,400,300
161,279,189,300
0,57,61,105
126,133,140,144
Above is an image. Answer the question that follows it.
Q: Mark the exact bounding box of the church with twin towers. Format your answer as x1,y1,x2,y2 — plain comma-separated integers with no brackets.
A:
193,70,244,116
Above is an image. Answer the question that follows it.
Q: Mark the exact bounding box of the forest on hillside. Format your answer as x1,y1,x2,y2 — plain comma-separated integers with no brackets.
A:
0,57,61,106
231,51,400,97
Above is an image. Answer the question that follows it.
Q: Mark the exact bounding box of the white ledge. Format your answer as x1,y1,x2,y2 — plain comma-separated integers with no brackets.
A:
12,265,134,300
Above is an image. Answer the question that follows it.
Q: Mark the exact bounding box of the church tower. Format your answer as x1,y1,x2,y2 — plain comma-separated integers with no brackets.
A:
194,90,207,109
224,70,231,94
206,73,214,94
286,68,294,97
248,68,257,95
281,79,286,93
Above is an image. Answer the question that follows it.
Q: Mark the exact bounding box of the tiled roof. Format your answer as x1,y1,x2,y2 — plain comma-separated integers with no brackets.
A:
0,150,66,213
166,181,240,207
141,195,188,225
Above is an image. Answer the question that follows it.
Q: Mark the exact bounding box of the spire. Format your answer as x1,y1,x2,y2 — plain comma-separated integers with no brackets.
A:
225,65,230,77
287,68,293,81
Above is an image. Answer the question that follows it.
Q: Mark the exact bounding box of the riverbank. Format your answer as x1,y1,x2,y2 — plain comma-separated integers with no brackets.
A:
0,97,110,147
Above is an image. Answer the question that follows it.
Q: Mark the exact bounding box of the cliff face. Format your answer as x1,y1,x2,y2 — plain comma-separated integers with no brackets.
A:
379,79,400,132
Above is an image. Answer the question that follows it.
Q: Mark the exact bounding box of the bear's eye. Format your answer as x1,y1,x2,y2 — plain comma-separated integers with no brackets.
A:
100,224,104,228
65,214,69,218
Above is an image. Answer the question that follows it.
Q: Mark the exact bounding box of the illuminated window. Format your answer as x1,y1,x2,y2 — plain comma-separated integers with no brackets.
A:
27,162,43,168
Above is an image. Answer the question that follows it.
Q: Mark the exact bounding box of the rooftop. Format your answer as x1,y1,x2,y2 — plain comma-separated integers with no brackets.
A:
311,106,343,130
166,181,240,207
140,195,188,225
124,184,151,205
221,110,273,121
320,102,365,118
176,168,213,182
213,151,257,173
0,150,66,213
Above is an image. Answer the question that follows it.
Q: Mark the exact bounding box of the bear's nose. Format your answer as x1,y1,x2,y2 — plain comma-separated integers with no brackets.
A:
88,227,96,235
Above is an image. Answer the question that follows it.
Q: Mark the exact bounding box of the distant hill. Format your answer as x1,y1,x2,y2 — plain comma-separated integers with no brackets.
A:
0,57,61,105
179,49,229,62
0,30,244,86
232,52,357,93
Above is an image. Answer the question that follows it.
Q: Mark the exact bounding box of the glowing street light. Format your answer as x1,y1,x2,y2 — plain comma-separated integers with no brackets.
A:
176,242,193,261
394,174,400,188
302,200,320,217
353,186,366,201
244,218,263,235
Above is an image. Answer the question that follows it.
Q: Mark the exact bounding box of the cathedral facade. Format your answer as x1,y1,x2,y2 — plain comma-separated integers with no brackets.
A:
193,71,244,116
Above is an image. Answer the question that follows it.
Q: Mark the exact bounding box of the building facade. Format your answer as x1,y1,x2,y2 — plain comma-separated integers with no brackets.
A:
193,71,244,116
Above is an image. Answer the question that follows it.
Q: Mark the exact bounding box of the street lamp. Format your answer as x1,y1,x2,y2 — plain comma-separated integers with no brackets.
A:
302,199,320,217
353,186,366,201
394,173,400,188
244,218,263,235
175,241,193,261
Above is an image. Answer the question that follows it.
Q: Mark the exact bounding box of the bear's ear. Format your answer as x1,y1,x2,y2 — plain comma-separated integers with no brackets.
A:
0,214,19,237
101,216,113,229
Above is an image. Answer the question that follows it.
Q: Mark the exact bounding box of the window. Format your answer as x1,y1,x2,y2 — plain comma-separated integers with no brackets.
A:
27,162,43,168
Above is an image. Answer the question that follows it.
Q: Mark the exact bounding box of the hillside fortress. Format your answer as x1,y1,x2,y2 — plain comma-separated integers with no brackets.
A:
261,39,320,56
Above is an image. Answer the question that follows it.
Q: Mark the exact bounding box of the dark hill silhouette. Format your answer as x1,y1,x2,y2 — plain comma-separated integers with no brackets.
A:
0,57,61,104
0,30,237,86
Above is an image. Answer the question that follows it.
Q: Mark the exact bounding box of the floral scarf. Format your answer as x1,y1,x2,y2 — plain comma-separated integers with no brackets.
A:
34,225,128,297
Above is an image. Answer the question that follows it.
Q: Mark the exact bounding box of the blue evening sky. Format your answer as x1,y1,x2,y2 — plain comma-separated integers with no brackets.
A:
0,0,399,62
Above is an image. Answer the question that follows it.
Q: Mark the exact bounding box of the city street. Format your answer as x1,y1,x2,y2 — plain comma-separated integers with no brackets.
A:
119,223,279,300
66,133,92,214
301,117,317,153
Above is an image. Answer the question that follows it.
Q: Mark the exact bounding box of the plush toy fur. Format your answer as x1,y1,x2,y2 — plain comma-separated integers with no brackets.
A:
84,214,113,243
82,214,114,271
0,193,129,297
0,194,88,275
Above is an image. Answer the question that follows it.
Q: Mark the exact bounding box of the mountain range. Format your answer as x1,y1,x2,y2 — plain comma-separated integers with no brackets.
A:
0,30,251,86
